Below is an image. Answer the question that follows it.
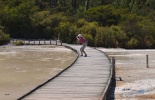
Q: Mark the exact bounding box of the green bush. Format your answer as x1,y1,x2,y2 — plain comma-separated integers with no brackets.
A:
0,30,10,45
14,40,24,46
95,25,126,48
84,5,120,26
120,14,155,48
82,34,94,46
95,27,116,48
126,38,138,49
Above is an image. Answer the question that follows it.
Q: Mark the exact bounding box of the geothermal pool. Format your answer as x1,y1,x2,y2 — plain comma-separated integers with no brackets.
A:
0,45,77,100
99,48,155,100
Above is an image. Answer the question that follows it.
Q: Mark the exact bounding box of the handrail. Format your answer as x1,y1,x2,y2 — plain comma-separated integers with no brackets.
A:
11,39,63,46
98,49,114,100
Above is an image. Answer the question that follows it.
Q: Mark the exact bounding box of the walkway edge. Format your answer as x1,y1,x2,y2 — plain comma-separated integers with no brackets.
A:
17,45,79,100
98,49,113,100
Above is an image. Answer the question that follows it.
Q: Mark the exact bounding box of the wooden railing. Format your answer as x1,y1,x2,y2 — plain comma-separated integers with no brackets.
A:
11,39,63,46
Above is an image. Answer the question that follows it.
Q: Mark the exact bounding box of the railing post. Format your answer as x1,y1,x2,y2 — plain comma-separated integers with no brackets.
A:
112,57,115,79
29,40,30,44
34,39,35,44
44,39,45,44
39,39,40,45
61,40,62,46
146,55,149,68
50,39,51,45
56,39,57,45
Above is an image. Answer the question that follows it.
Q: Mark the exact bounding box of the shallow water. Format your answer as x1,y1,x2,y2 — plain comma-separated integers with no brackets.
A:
0,45,77,100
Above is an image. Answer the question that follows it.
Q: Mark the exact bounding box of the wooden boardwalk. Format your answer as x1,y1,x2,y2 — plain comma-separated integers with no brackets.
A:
19,44,111,100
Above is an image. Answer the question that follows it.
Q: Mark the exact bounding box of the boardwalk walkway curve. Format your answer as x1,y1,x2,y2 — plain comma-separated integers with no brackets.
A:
16,40,112,100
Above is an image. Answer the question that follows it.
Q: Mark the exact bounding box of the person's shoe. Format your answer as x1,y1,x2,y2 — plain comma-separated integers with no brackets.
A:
84,55,87,57
81,55,83,56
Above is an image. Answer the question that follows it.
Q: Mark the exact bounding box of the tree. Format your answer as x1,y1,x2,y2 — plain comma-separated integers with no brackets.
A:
55,22,72,43
85,0,90,11
72,0,76,10
146,0,155,9
0,1,39,38
95,25,126,47
95,27,116,47
0,0,155,49
0,27,10,45
84,5,120,26
120,13,155,48
130,0,135,11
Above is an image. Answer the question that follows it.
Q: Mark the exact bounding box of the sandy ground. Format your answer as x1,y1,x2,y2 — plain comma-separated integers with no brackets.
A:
99,48,155,100
0,45,77,100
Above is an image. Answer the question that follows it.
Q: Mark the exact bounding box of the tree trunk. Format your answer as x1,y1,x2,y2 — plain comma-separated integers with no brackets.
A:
72,0,76,10
51,0,56,8
85,0,90,11
63,0,66,7
116,0,120,6
130,0,135,11
34,0,39,5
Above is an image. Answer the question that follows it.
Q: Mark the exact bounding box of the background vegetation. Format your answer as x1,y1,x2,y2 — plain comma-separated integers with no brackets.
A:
0,0,155,48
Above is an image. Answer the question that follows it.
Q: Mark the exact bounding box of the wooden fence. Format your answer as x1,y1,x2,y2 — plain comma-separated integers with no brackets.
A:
11,39,63,46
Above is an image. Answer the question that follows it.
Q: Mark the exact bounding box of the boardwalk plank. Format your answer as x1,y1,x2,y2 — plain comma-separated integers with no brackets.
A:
21,45,111,100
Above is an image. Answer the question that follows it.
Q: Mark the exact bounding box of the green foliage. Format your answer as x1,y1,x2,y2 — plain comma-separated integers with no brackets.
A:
13,40,24,46
31,12,67,39
79,22,99,37
76,18,87,28
84,5,120,26
95,27,115,47
0,0,155,48
0,1,39,38
110,25,127,47
56,21,78,44
78,22,100,46
0,28,10,45
146,0,155,9
126,37,139,49
95,25,126,48
119,13,155,48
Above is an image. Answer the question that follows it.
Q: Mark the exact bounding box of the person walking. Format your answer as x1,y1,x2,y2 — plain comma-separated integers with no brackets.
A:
76,34,87,57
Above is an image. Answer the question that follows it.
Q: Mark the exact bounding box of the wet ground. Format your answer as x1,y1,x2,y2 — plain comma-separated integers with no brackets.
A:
0,45,77,100
99,48,155,100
